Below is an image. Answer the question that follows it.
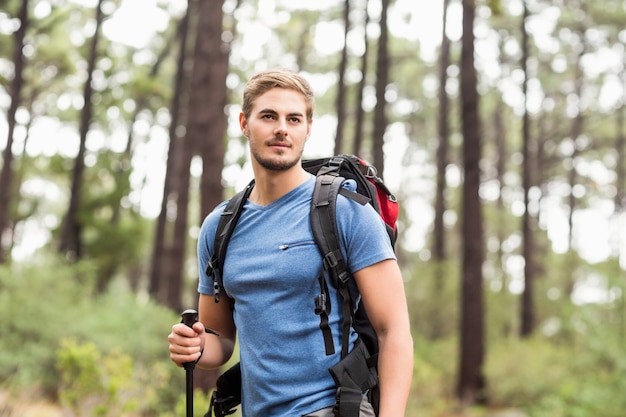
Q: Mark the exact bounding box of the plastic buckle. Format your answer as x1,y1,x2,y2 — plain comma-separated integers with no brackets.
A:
323,252,338,270
338,271,351,287
315,294,327,315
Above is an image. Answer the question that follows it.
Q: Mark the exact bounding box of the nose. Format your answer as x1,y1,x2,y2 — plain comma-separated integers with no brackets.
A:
274,119,288,138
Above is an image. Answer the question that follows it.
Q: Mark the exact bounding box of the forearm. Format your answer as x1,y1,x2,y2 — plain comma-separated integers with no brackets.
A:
376,329,414,417
194,293,237,369
195,332,235,370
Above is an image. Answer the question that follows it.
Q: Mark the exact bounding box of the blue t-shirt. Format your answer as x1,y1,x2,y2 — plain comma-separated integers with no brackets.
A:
197,176,395,417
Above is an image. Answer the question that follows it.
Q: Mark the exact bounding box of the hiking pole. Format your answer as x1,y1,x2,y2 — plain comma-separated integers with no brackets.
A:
181,309,199,417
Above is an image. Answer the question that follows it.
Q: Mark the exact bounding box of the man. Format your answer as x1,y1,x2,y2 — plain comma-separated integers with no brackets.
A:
168,68,413,416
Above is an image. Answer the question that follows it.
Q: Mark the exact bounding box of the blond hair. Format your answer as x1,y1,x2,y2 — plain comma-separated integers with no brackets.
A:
242,68,315,121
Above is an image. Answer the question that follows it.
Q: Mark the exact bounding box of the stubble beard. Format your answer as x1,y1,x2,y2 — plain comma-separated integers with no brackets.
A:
251,140,303,172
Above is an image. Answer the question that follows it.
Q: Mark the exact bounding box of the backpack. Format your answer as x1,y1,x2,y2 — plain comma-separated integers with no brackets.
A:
205,154,398,417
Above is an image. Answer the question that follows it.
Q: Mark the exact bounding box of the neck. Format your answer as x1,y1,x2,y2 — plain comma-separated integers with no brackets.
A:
249,166,310,206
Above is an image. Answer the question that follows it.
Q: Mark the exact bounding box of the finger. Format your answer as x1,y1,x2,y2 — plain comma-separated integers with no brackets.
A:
172,322,197,337
192,321,205,334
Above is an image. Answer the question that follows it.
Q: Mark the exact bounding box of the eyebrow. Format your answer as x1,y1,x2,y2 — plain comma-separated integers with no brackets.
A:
258,108,305,118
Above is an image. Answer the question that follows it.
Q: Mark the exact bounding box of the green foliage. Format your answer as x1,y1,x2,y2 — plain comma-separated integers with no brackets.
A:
0,258,182,414
171,388,218,417
402,249,626,417
410,337,457,413
56,338,175,416
56,339,109,415
485,329,626,417
404,259,460,339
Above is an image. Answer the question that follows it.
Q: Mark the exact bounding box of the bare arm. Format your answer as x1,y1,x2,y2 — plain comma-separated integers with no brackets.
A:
354,259,413,417
168,293,237,370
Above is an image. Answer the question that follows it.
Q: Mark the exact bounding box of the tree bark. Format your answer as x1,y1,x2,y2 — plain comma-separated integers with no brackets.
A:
333,0,351,155
433,0,451,264
190,0,230,392
0,0,29,263
457,0,486,406
149,4,192,303
429,0,451,340
58,0,105,260
520,0,536,337
372,0,389,175
198,0,229,220
352,0,370,157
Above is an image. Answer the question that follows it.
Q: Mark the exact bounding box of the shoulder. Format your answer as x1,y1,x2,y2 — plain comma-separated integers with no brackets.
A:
198,200,229,252
201,200,229,229
335,192,382,224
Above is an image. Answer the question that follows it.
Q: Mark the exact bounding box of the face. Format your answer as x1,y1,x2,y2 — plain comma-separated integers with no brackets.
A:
240,87,312,172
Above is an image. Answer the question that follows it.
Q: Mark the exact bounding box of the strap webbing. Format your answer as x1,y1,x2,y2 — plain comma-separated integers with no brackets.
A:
311,172,357,359
315,270,335,355
207,181,255,303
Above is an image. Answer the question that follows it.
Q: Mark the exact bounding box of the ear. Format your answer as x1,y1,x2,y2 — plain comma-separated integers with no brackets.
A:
239,113,249,137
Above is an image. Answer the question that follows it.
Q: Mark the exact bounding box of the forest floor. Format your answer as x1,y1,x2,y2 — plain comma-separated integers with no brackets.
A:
0,390,62,417
1,390,528,417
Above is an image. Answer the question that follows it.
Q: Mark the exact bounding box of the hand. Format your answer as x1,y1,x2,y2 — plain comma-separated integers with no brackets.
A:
168,322,205,367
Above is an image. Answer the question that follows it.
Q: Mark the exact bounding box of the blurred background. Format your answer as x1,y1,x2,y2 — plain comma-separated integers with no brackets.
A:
0,0,625,416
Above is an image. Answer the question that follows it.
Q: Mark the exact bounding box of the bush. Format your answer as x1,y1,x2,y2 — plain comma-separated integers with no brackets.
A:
0,258,181,414
485,335,626,417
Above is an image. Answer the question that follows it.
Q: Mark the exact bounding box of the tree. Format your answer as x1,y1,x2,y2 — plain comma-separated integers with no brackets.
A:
520,0,536,337
186,0,230,395
429,0,452,339
333,0,351,154
371,0,390,175
149,3,192,305
58,0,105,260
457,0,486,406
352,0,370,156
155,0,230,311
0,0,29,263
433,0,451,266
198,0,229,221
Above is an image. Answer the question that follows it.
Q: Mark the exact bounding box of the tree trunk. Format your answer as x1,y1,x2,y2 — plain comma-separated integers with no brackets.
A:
520,0,536,338
189,0,231,392
430,0,451,340
333,0,351,155
0,0,29,264
162,132,193,312
352,0,370,157
433,0,451,264
457,0,486,406
198,0,229,220
372,0,389,175
58,0,105,260
149,6,192,302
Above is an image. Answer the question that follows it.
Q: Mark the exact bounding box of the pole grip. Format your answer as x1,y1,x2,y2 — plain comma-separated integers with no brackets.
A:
181,309,198,328
181,309,198,371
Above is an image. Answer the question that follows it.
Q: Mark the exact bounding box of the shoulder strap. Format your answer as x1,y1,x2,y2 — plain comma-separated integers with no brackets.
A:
206,180,255,303
310,171,368,359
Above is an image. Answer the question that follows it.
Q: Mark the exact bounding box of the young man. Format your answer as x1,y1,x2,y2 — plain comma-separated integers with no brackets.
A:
168,68,413,416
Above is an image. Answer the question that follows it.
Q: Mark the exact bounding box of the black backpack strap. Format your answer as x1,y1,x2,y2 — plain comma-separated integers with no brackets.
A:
311,171,369,359
314,269,335,356
206,180,255,303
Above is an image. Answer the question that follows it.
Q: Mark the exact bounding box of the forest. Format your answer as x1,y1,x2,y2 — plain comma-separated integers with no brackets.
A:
1,0,625,416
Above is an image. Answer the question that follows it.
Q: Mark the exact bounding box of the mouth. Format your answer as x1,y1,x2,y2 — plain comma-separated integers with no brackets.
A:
268,140,290,148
